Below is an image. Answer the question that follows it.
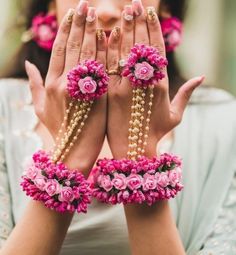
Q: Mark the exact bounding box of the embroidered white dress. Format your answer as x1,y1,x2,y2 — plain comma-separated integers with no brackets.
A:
0,79,236,255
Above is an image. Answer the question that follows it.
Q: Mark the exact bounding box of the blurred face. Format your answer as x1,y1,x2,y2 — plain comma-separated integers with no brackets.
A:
56,0,161,32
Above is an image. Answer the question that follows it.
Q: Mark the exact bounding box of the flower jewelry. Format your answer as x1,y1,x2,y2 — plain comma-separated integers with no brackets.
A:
122,44,168,87
67,60,109,101
90,154,183,205
21,151,91,213
160,17,183,53
91,44,183,206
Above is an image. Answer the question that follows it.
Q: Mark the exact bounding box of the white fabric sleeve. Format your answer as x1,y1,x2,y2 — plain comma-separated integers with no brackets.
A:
0,101,14,248
197,175,236,255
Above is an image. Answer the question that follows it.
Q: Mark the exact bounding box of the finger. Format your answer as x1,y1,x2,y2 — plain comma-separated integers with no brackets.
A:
146,6,166,57
47,9,74,79
25,61,45,116
171,76,205,119
107,26,121,72
132,0,149,45
120,5,134,61
96,28,107,67
64,0,88,73
80,7,97,62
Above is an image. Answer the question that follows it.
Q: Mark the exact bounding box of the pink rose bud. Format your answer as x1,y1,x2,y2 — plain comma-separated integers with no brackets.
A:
45,179,61,196
127,174,143,190
58,187,75,202
34,176,47,190
142,173,157,191
134,61,154,81
156,172,169,187
78,76,97,94
26,164,39,180
101,175,113,192
112,173,127,190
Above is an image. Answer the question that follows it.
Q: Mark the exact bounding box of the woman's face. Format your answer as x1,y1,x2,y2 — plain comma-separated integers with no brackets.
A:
56,0,161,32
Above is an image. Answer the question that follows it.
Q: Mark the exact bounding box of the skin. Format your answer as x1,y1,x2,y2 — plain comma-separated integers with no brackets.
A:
1,0,204,254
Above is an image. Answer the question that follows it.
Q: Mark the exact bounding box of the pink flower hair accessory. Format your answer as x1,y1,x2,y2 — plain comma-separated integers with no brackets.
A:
89,153,183,206
21,150,91,213
160,17,183,52
31,13,58,51
122,44,168,87
67,60,109,101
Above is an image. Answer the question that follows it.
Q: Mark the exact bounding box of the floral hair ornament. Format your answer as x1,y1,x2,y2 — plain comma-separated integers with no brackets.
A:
160,17,183,52
91,44,183,206
21,13,58,51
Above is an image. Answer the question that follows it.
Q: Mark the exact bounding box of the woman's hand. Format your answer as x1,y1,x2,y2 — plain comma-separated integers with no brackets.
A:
107,0,204,159
25,1,107,173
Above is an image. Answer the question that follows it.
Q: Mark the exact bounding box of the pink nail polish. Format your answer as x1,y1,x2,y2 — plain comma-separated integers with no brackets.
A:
124,5,133,21
133,0,143,16
86,7,96,23
77,0,88,16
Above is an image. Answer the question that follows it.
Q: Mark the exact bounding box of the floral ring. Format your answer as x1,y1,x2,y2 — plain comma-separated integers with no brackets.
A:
122,44,168,87
67,60,109,101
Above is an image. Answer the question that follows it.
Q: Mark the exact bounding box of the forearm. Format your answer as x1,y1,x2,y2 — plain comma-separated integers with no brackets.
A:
124,201,185,255
1,201,73,255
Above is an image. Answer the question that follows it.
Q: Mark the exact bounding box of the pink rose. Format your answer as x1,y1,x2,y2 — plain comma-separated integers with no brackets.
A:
156,172,169,187
78,77,97,94
45,179,61,196
175,167,182,181
101,175,113,192
112,173,127,190
34,176,47,190
38,24,55,41
167,30,181,46
26,164,39,180
58,187,75,202
134,62,154,81
127,174,143,190
142,174,157,191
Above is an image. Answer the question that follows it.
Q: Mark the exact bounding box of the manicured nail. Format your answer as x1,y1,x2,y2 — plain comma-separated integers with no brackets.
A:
86,7,96,23
66,8,75,23
112,26,121,39
77,0,88,16
124,5,133,21
97,28,105,41
133,0,143,16
146,6,157,22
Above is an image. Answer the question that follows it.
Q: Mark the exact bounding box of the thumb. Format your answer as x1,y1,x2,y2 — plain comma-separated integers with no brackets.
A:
171,76,205,117
25,60,45,116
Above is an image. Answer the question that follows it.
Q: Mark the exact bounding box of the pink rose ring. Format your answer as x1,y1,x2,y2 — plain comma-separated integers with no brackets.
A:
122,44,168,87
67,60,109,101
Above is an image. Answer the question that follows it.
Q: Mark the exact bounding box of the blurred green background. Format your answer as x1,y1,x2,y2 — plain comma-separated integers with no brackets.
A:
0,0,235,95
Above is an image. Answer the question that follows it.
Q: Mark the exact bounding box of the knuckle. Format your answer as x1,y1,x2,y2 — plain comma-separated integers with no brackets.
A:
80,47,95,60
121,45,132,58
151,43,165,55
108,56,118,69
53,43,66,57
61,23,71,34
46,83,57,95
136,38,149,45
67,40,81,52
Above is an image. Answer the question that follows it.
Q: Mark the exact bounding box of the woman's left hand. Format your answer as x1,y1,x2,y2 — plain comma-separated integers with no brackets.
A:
106,0,204,159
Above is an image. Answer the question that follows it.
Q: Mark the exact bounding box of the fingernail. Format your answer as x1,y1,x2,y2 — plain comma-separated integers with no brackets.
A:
124,5,133,21
86,7,96,23
66,8,75,23
97,28,105,41
147,6,157,22
112,26,121,39
77,0,88,16
133,0,143,16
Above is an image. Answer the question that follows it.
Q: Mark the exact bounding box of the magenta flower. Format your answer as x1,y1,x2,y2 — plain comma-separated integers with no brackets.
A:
134,62,154,81
156,172,169,187
45,179,61,196
160,17,183,52
127,174,143,190
112,173,127,190
58,187,75,202
31,13,57,51
67,60,109,101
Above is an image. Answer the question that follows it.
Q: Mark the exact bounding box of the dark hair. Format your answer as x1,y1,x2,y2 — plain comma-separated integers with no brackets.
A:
1,0,187,96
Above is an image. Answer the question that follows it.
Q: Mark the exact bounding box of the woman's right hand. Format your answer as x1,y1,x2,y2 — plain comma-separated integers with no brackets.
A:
25,1,107,174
